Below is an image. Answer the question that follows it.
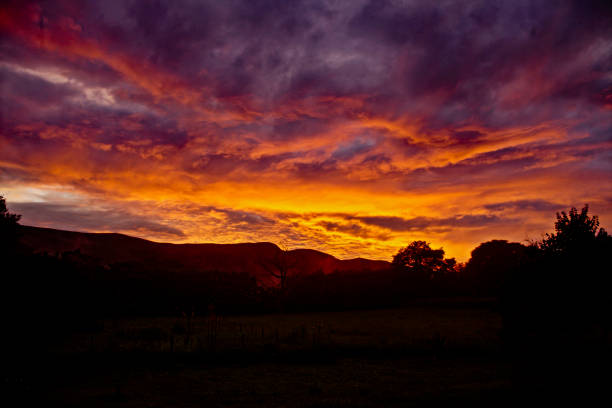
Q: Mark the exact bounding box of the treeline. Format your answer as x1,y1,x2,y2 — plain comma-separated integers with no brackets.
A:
1,196,611,344
3,246,463,323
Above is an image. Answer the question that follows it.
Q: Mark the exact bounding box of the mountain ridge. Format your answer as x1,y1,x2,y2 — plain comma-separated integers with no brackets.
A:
17,225,391,286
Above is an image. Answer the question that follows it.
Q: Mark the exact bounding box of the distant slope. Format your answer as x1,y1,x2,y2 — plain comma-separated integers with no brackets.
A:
17,225,391,285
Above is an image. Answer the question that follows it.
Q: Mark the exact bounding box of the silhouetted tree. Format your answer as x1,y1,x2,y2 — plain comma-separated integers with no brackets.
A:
530,205,611,325
502,206,611,324
464,240,527,295
0,195,21,251
539,204,609,255
392,241,456,278
263,242,297,291
499,204,611,398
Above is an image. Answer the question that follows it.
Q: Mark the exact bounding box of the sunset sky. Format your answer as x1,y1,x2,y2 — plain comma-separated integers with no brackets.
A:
1,0,611,261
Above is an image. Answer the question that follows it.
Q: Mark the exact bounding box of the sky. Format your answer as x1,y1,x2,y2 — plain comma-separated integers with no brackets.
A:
1,0,611,262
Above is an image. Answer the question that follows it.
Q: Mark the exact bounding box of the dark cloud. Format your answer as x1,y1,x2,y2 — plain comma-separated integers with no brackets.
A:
214,208,276,226
349,1,444,46
12,202,185,237
351,214,501,232
0,66,79,122
332,138,376,160
451,130,486,145
173,204,276,227
270,117,333,141
291,159,340,180
484,200,565,213
317,220,389,240
191,152,294,176
4,0,611,131
347,0,612,129
0,67,77,105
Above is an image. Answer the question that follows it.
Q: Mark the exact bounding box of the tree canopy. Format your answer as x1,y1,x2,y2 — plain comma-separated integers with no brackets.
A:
538,204,609,255
0,195,21,250
392,241,457,278
0,195,20,225
464,240,527,294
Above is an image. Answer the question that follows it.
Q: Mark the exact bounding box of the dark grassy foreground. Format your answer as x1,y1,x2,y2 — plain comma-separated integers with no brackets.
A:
5,304,609,407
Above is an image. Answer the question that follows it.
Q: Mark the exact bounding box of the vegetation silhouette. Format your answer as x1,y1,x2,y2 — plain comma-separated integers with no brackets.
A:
501,204,610,333
261,242,298,292
463,240,527,296
0,195,21,253
498,205,611,400
393,240,458,278
539,204,610,254
1,195,610,403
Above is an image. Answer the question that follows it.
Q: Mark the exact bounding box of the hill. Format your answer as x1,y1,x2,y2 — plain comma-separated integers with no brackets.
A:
17,225,391,286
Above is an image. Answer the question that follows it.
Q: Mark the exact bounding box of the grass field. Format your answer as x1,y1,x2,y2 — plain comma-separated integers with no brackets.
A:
41,353,512,407
5,305,518,407
10,304,610,407
57,304,504,355
14,304,609,407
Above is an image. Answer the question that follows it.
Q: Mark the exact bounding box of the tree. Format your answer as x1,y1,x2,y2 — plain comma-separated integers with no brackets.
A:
500,204,612,338
536,204,611,308
464,240,527,294
539,204,609,255
392,241,456,278
495,206,611,399
263,242,297,291
0,195,21,251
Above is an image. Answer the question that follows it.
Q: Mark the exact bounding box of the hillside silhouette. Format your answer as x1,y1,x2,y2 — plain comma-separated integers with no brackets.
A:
17,225,390,287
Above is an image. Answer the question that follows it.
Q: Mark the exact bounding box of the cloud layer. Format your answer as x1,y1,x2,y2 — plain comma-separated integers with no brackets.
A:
1,0,611,260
